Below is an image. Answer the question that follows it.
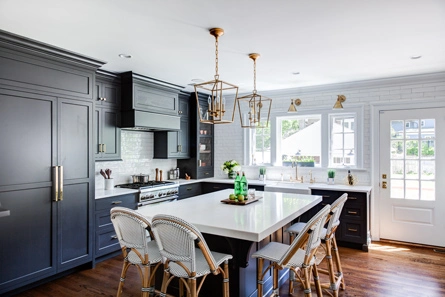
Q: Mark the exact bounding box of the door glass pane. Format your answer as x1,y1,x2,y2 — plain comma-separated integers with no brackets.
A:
405,119,419,139
405,140,419,158
405,180,419,200
421,161,435,180
391,160,404,178
421,181,435,201
391,120,404,139
391,140,404,159
421,119,434,139
421,140,435,158
405,160,418,179
390,179,404,199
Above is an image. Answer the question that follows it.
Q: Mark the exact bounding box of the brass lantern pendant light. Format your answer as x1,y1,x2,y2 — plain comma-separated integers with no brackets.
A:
333,95,346,109
236,53,272,128
194,28,239,124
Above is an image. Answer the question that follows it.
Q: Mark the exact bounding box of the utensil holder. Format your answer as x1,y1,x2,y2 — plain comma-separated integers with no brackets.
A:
105,178,114,190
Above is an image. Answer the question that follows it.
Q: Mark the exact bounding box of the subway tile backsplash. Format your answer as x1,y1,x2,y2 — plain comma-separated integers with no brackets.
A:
95,130,176,189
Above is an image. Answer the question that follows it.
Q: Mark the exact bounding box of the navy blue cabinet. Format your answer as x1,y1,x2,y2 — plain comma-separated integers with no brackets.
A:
0,30,103,295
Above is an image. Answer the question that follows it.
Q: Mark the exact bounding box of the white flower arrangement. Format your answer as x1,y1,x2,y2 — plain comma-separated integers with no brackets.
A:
221,160,241,174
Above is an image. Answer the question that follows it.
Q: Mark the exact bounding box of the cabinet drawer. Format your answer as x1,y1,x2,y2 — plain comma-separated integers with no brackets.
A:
202,182,233,194
342,203,365,221
95,229,120,256
95,194,137,211
179,183,202,199
197,168,214,179
340,221,366,243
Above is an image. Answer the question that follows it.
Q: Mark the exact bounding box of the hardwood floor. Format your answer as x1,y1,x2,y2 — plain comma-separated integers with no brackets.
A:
12,241,445,297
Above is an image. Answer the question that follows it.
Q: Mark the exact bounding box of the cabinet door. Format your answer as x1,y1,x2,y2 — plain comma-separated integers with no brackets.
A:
178,117,190,158
58,99,94,271
94,107,121,161
0,90,57,294
96,81,121,108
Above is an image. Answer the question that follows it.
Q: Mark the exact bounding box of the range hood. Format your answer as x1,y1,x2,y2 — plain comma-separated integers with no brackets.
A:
121,110,180,131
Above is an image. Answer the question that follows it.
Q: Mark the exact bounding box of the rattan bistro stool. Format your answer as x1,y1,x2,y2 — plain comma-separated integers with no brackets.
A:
285,193,348,297
151,214,233,297
252,204,331,297
110,207,162,297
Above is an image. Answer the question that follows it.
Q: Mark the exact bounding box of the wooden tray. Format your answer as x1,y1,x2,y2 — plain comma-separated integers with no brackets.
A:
220,196,262,205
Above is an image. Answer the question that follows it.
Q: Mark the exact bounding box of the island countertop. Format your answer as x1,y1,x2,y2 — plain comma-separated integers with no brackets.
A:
137,189,321,242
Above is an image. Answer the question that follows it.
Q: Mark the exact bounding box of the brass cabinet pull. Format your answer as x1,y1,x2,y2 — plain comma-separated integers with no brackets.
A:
103,97,106,101
321,203,328,206
348,228,358,232
205,172,209,175
111,235,118,239
348,211,358,215
348,197,357,200
111,201,122,205
322,195,330,198
103,144,106,152
52,166,59,201
58,166,63,201
186,187,193,191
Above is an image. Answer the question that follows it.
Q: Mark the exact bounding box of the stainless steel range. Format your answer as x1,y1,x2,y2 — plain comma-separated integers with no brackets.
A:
115,181,179,207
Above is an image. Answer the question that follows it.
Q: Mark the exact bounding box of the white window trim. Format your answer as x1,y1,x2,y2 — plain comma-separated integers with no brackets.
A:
245,103,365,169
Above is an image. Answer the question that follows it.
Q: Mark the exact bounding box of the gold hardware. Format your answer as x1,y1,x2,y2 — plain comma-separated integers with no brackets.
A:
348,228,358,232
111,201,122,205
111,235,118,239
236,53,272,128
177,145,182,152
186,187,192,191
348,197,357,200
333,95,346,109
322,195,330,198
194,27,238,124
382,181,387,189
103,144,106,152
288,99,301,112
103,97,106,101
382,174,387,179
99,144,102,152
52,166,59,201
58,166,63,201
348,211,358,215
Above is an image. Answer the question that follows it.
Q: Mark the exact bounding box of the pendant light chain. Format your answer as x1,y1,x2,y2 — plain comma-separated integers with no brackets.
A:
214,36,219,80
253,58,257,94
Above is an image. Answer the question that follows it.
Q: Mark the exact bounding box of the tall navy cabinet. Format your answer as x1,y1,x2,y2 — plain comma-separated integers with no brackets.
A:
0,30,105,295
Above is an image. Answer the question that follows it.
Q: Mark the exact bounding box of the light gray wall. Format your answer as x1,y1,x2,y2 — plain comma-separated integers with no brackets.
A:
214,72,445,185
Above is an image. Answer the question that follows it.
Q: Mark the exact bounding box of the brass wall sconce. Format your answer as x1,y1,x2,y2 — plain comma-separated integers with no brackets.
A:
333,95,346,109
288,98,301,112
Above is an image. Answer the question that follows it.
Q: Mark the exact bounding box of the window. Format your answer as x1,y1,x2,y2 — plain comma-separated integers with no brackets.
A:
247,105,363,168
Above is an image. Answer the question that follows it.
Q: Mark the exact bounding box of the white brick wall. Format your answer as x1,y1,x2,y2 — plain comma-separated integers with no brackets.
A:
214,72,445,185
95,130,176,188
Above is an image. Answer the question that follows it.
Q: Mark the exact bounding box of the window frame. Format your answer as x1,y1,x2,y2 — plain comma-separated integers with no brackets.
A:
245,104,364,169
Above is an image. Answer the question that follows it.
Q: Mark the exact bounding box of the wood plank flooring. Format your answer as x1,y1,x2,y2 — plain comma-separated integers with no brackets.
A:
12,241,445,297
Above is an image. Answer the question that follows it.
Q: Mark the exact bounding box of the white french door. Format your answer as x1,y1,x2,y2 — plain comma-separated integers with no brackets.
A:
379,107,445,247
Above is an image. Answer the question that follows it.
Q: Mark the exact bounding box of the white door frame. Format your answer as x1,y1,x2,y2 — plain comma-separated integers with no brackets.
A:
370,99,445,241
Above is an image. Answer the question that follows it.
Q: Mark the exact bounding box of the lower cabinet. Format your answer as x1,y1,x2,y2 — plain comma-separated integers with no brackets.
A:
307,189,370,251
94,194,137,261
178,183,202,200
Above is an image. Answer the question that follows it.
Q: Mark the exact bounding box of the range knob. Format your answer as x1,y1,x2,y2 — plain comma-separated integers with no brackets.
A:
149,194,155,199
158,193,162,197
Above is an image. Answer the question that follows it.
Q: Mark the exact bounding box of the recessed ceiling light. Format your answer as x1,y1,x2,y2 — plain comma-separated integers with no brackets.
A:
191,78,204,83
292,72,300,75
118,54,132,59
410,55,422,59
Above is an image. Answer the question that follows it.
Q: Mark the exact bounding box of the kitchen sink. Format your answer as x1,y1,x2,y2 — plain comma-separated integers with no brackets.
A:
264,182,311,194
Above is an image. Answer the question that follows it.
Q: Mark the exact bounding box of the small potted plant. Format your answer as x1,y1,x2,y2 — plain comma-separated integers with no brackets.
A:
327,169,336,185
259,167,267,181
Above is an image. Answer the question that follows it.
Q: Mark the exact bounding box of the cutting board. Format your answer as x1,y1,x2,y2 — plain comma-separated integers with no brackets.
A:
220,196,262,205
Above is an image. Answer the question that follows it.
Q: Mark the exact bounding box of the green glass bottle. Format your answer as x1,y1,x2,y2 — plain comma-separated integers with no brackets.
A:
234,172,241,195
240,172,248,197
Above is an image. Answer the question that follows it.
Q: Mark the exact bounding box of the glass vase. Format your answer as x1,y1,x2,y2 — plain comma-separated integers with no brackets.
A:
228,171,236,179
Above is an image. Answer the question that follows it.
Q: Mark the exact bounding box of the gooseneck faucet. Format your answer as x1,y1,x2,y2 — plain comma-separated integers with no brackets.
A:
291,161,303,182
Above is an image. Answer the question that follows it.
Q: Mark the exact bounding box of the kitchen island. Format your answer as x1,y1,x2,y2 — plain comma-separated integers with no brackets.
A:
137,189,322,297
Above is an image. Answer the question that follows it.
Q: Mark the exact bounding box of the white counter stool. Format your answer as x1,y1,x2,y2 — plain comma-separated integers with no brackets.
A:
252,204,331,297
151,214,233,297
285,193,348,297
110,207,162,297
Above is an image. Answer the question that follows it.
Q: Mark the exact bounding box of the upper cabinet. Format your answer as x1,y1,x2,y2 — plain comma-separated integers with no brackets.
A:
154,92,190,159
94,71,121,161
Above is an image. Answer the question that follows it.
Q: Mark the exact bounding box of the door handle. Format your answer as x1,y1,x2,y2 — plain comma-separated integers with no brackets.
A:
58,166,63,201
382,181,387,189
52,166,63,201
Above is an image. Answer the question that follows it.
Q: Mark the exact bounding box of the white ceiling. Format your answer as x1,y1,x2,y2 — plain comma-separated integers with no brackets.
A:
1,0,444,94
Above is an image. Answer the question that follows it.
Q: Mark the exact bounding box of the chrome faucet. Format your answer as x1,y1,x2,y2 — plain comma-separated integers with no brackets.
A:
291,162,303,182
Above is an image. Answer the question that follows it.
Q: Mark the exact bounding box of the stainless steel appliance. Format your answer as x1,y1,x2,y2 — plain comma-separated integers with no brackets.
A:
115,181,179,207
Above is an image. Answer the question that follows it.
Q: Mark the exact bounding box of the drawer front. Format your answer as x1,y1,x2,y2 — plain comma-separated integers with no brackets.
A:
95,194,137,211
179,183,202,199
340,221,366,243
342,203,365,221
202,182,232,194
197,167,214,179
95,229,120,256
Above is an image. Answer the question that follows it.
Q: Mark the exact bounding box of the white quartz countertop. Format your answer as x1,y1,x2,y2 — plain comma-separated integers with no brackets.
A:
137,189,322,242
95,188,139,199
